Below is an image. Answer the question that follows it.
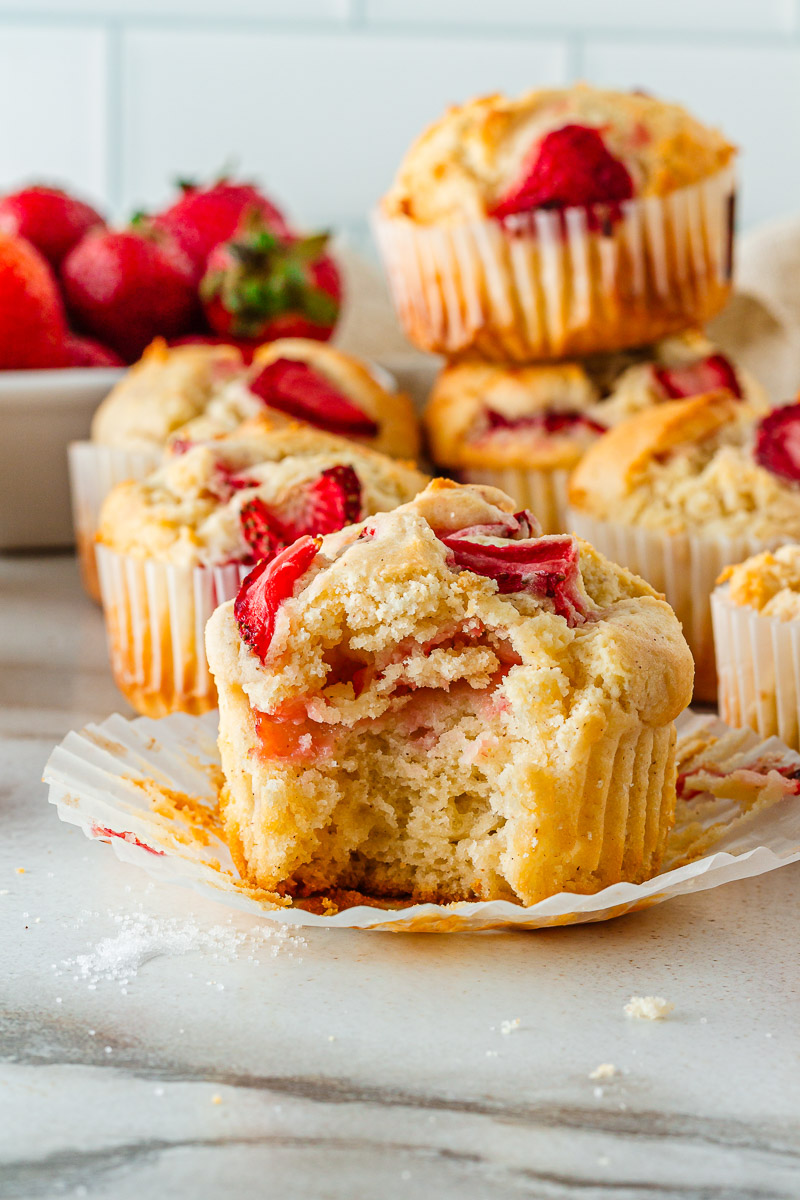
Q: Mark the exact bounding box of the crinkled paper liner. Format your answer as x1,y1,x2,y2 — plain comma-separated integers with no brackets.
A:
566,509,777,703
712,585,800,751
462,466,571,535
96,546,249,718
43,709,800,932
69,442,163,602
373,167,735,361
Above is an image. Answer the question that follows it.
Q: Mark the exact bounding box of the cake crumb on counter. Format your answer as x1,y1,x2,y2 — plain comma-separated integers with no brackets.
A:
624,996,674,1020
589,1063,616,1080
500,1018,521,1035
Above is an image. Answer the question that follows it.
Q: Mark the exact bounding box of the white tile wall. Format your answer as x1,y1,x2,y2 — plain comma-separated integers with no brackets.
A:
0,4,799,239
120,30,567,230
0,26,108,203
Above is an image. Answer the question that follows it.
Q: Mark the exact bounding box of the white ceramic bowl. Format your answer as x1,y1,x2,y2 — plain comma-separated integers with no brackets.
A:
0,367,123,549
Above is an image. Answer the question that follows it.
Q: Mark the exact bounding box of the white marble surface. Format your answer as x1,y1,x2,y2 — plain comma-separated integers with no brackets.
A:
3,554,800,1200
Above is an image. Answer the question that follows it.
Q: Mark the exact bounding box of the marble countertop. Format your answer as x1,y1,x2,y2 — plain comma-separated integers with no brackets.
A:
2,554,799,1200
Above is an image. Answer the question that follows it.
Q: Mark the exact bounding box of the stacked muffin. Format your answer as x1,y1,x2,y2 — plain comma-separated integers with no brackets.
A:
376,83,772,699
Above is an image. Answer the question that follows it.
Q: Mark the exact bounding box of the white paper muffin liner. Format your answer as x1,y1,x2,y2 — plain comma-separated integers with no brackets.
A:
96,544,248,718
69,442,163,602
712,584,800,751
461,466,571,535
566,509,776,702
373,167,735,361
42,709,800,933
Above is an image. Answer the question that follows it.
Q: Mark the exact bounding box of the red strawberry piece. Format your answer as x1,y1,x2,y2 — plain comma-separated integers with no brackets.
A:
61,227,198,363
153,178,291,279
168,333,263,365
240,496,284,563
62,333,124,368
249,357,376,438
438,530,588,625
0,232,69,368
239,466,362,564
235,534,321,660
0,185,105,268
653,353,742,400
200,215,342,344
754,403,800,484
491,124,634,220
486,408,607,436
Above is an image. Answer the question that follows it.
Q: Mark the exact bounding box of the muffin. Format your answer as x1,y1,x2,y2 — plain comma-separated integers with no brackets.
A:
70,338,418,601
568,394,800,700
69,339,247,599
712,544,800,750
96,419,429,718
376,84,736,361
181,337,420,460
205,479,693,907
424,331,765,533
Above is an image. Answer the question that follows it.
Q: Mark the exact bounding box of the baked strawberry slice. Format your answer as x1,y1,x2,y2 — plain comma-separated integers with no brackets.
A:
235,535,321,660
276,465,363,540
653,353,742,400
249,358,378,439
485,408,607,436
754,403,800,484
490,124,634,220
438,531,588,625
240,496,285,563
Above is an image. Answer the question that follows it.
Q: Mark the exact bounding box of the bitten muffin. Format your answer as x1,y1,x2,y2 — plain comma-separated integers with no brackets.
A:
712,544,800,749
376,84,736,360
424,331,765,533
96,419,429,717
568,394,800,699
179,338,420,460
205,479,693,907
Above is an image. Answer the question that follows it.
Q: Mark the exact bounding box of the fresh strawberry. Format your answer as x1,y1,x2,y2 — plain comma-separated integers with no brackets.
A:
168,333,263,365
437,530,588,625
485,408,606,435
153,177,291,278
491,124,634,220
62,333,124,368
61,227,198,362
239,465,362,564
754,404,800,484
235,535,321,660
0,232,69,368
248,358,376,437
0,185,105,268
653,354,742,400
200,216,342,344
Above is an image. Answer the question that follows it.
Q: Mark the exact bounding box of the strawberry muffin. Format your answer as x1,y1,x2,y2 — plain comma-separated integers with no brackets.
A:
424,331,764,533
712,545,800,751
205,479,693,907
69,338,245,599
376,84,736,360
568,393,800,700
181,338,420,460
70,338,418,600
96,420,428,717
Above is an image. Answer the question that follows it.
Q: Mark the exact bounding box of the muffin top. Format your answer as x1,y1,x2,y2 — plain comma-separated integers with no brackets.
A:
424,332,764,472
207,478,693,728
569,393,800,540
90,339,246,449
382,84,735,224
719,545,800,620
180,338,420,461
98,419,428,568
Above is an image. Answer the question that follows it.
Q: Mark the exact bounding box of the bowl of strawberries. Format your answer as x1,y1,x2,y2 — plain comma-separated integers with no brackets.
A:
0,176,343,548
